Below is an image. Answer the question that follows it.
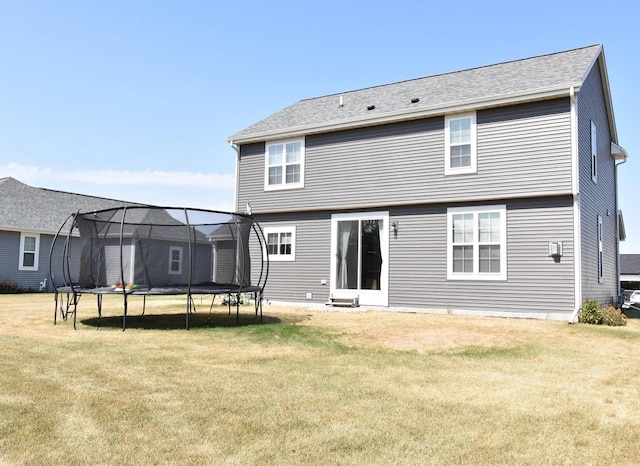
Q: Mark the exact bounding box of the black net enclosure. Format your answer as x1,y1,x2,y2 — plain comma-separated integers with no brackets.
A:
49,206,268,330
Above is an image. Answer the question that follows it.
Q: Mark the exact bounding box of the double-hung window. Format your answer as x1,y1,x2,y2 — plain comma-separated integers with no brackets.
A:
265,138,304,190
445,112,477,175
264,226,296,262
591,120,598,183
168,246,183,275
19,232,40,271
447,205,506,280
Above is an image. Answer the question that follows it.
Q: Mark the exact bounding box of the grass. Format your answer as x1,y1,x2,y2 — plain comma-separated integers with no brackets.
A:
1,293,639,465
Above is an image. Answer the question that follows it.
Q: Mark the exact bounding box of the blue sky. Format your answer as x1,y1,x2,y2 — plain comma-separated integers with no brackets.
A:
0,0,638,252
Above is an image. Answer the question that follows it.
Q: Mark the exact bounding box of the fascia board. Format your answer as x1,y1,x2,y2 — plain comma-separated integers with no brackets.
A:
228,85,580,145
582,46,618,143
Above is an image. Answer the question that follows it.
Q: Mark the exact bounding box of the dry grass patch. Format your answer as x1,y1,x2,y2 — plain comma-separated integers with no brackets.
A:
1,294,639,465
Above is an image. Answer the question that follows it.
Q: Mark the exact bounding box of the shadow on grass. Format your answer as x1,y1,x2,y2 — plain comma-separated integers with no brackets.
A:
80,311,286,330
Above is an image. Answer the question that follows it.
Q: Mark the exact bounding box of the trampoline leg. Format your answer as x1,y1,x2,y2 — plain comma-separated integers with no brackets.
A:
97,295,103,329
236,297,240,324
142,295,146,316
54,292,59,325
122,294,128,332
207,295,216,326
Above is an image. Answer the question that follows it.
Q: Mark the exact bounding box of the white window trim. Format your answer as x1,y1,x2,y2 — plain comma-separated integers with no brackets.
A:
263,226,296,262
168,246,183,275
19,232,40,271
597,215,603,282
591,120,598,183
264,137,305,191
447,205,507,281
444,111,477,175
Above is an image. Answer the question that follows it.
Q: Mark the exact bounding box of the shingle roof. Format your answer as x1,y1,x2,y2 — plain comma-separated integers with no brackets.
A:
229,45,602,143
0,177,138,234
621,254,640,275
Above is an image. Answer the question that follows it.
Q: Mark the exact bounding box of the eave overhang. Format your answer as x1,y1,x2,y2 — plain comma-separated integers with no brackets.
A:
228,85,582,145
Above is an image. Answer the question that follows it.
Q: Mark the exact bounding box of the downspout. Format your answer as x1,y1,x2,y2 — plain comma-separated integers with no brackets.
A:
569,86,582,323
614,154,628,305
230,141,240,213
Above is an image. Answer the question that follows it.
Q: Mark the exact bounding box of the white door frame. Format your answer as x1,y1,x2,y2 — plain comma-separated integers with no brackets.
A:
329,211,389,306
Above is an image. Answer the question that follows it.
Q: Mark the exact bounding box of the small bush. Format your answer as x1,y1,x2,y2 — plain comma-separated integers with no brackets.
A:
601,305,628,326
579,298,603,325
0,280,20,294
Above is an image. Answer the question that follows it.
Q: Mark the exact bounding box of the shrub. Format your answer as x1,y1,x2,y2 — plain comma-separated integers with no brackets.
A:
601,305,628,326
0,280,20,294
579,298,603,325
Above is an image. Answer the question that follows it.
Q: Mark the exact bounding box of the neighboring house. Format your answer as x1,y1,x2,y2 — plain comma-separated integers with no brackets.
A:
228,45,628,321
0,177,134,290
74,207,213,289
620,254,640,290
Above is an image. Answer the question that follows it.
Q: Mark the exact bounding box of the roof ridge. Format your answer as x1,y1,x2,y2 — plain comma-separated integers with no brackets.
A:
39,186,137,205
300,44,602,102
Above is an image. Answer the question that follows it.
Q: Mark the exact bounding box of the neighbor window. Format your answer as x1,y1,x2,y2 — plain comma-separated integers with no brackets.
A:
445,112,477,175
597,215,603,282
168,246,183,275
263,226,296,262
591,120,598,183
19,232,40,271
265,138,305,190
447,205,506,280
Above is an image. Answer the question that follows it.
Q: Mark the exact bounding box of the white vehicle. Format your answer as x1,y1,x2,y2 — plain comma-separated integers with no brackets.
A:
631,290,640,305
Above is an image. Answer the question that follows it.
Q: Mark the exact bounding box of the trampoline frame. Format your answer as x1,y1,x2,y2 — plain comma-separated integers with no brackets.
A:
49,205,269,330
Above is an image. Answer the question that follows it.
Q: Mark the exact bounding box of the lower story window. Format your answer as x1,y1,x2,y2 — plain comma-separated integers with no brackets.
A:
597,215,603,282
169,246,183,275
447,205,506,280
19,232,40,271
264,226,296,262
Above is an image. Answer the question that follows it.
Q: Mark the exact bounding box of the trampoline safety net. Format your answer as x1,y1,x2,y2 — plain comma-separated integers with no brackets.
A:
49,206,268,329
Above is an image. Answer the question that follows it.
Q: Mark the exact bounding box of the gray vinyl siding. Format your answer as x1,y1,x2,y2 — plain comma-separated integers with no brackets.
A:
237,99,572,213
577,61,619,305
251,212,332,303
253,197,575,316
389,197,575,315
0,230,79,291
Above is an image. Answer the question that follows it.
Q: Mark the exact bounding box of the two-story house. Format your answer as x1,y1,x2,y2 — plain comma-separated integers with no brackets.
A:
228,45,628,321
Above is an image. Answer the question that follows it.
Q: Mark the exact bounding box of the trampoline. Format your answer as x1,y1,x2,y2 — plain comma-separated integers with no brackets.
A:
49,205,269,330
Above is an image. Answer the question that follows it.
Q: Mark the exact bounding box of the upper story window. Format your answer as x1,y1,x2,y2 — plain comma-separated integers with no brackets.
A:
444,112,477,175
19,232,40,271
591,120,598,183
265,138,305,190
447,205,506,281
263,226,296,262
168,246,183,275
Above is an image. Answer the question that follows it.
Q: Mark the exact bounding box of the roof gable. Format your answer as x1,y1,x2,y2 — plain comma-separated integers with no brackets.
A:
229,45,603,143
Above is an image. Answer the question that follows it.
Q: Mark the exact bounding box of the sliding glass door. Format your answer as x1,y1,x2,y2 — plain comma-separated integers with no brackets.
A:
330,212,389,306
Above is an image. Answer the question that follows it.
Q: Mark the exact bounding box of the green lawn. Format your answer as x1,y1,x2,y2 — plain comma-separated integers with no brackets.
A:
1,293,639,465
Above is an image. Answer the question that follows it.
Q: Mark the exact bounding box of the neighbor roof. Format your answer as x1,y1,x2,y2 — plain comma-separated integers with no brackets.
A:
0,177,138,234
229,45,605,144
621,254,640,275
